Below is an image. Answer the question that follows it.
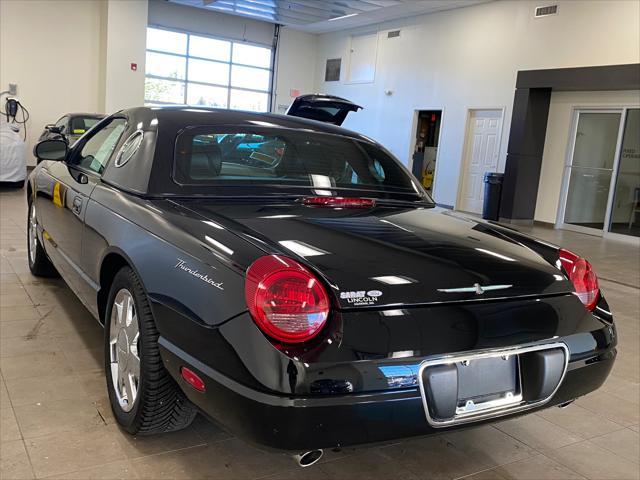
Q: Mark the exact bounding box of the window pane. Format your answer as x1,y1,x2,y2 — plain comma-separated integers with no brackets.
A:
77,119,126,174
188,58,229,85
146,51,186,80
232,43,271,68
173,128,419,196
229,89,269,112
147,27,187,55
144,78,185,104
609,109,640,237
187,83,228,108
231,65,269,91
189,35,231,62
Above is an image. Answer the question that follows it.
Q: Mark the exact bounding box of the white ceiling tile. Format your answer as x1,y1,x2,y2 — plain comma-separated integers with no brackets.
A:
168,0,493,33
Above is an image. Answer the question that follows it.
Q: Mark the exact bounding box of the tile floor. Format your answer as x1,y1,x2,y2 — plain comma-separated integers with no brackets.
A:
1,186,638,480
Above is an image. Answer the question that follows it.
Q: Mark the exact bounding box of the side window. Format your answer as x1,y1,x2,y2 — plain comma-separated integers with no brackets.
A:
73,119,126,174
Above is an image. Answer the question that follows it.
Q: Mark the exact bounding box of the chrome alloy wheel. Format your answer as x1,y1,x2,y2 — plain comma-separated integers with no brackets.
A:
28,203,37,265
109,288,141,412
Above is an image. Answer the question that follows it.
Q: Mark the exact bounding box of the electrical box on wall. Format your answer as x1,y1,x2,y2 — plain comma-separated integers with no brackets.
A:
347,33,377,84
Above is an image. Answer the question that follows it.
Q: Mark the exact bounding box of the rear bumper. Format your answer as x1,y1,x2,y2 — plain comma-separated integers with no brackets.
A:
159,338,616,452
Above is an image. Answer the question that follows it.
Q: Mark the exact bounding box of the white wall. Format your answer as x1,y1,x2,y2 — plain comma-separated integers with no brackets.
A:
1,0,313,165
536,90,640,224
0,0,105,165
104,0,148,113
312,0,640,208
273,28,318,113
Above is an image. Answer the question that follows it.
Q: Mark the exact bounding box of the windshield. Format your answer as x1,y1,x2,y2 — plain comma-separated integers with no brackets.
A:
174,127,429,199
69,116,102,135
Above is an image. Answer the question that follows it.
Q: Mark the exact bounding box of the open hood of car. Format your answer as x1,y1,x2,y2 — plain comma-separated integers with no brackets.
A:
174,200,573,310
286,94,362,126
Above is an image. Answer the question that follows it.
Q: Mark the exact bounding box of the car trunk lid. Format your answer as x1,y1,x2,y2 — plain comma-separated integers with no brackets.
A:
175,199,571,309
286,94,362,126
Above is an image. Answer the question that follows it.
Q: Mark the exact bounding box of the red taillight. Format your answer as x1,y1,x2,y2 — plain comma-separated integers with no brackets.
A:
559,248,599,311
180,366,206,392
302,196,375,208
245,255,330,343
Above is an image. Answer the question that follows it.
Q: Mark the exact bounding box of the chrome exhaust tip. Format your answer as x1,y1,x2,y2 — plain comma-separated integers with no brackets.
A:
294,449,324,467
558,400,575,409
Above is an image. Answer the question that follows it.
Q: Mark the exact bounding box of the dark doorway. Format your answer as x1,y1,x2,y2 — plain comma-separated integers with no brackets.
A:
411,110,442,195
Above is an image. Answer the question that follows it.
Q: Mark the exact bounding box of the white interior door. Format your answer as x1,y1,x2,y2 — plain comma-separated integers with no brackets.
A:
458,109,502,214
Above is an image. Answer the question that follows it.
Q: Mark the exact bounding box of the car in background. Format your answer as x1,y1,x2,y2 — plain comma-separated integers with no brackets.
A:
0,122,26,188
39,113,105,146
286,94,361,126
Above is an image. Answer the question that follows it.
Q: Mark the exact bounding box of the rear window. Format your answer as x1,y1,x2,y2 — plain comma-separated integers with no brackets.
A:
174,127,424,196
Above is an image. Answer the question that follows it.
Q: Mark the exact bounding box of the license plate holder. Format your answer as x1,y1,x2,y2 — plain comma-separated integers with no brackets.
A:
418,342,568,427
456,355,520,415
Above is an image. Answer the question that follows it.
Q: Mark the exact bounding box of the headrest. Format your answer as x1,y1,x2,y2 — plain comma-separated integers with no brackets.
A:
70,118,85,133
189,142,222,180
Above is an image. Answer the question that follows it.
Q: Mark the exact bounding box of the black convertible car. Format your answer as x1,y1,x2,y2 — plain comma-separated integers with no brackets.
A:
28,105,615,467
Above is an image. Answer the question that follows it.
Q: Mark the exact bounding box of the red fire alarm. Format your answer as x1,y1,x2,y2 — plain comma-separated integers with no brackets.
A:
130,63,138,71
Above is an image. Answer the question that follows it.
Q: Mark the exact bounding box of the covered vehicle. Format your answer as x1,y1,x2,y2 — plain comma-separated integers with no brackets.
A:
0,122,26,188
38,113,105,146
27,106,615,462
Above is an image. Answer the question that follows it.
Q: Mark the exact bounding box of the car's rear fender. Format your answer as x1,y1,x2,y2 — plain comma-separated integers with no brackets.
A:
84,185,263,330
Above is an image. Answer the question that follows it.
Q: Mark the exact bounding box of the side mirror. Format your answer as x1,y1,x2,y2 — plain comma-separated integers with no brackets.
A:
34,139,68,161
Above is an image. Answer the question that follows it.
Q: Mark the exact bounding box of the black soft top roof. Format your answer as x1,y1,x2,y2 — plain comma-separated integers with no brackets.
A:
100,106,379,197
135,106,367,139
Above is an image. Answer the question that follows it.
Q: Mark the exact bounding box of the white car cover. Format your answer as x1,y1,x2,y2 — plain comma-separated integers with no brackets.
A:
0,122,27,183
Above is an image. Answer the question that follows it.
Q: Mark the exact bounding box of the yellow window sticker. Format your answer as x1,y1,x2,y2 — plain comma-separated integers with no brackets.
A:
52,182,64,207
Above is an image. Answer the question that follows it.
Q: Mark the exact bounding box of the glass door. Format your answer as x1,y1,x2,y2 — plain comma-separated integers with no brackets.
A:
561,110,623,234
608,109,640,237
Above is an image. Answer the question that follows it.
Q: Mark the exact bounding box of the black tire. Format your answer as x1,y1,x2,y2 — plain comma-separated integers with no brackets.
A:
104,266,197,435
27,201,58,277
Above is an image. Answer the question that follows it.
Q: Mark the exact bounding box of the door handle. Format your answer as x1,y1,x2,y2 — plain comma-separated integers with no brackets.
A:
72,196,83,215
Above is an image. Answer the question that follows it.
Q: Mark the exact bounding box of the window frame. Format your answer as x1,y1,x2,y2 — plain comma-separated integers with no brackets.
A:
54,116,69,133
67,117,128,177
144,25,274,112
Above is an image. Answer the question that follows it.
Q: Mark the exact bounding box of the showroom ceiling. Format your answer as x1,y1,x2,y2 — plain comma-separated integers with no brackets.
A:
167,0,491,33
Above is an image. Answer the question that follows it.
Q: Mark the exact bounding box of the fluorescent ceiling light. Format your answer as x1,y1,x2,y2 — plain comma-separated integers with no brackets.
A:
379,219,413,233
329,13,358,21
389,349,414,357
371,276,415,285
203,220,224,230
205,235,234,255
279,240,328,257
475,248,515,262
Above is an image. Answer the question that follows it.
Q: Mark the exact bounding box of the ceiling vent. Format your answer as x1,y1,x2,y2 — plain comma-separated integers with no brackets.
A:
387,30,401,39
534,4,559,18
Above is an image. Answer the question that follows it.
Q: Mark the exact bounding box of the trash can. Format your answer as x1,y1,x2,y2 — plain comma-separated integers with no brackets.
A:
482,172,504,221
